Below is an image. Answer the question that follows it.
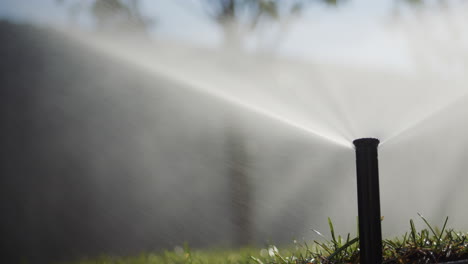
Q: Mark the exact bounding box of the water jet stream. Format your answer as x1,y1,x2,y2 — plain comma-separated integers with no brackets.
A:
67,31,352,148
381,92,468,146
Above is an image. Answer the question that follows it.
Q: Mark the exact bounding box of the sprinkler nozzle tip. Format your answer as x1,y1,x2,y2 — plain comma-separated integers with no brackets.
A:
353,138,380,148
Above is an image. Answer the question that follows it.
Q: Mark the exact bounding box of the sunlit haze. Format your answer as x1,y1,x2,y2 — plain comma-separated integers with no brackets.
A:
2,1,468,263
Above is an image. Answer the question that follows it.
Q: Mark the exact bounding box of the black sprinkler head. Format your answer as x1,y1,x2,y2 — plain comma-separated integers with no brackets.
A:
353,138,380,148
353,137,382,264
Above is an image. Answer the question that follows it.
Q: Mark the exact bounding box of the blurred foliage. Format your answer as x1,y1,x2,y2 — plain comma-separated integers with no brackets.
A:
56,0,347,37
199,0,345,30
195,0,346,49
56,0,153,34
402,0,423,6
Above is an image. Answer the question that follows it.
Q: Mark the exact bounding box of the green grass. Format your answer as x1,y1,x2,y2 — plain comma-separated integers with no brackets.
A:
63,215,468,264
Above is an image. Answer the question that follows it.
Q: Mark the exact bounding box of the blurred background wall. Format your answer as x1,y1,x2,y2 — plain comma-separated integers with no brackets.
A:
0,20,346,263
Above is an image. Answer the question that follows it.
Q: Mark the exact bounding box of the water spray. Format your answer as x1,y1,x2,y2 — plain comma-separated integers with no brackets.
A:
353,138,382,264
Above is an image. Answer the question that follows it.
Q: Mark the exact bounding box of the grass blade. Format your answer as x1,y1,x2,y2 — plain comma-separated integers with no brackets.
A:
250,256,264,264
418,212,438,238
410,219,417,244
438,216,449,244
328,217,337,246
326,237,359,261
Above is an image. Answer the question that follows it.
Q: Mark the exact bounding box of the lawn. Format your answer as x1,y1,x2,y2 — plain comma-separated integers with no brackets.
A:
63,215,468,264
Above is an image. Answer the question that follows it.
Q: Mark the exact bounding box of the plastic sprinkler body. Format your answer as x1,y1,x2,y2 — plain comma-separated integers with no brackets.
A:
353,138,382,264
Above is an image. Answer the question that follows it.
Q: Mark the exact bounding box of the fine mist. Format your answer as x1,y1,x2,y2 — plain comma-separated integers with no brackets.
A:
0,21,351,263
2,2,468,263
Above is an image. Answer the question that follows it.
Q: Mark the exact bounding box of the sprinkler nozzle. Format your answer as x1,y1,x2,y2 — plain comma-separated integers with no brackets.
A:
353,138,380,148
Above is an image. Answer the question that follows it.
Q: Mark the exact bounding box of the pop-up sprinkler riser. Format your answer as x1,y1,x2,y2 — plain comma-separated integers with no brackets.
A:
353,138,382,264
